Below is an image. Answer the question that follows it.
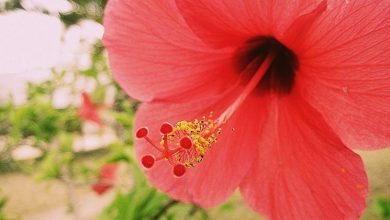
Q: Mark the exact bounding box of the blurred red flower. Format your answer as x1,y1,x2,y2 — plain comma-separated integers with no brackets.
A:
91,163,118,195
78,92,102,126
104,0,390,219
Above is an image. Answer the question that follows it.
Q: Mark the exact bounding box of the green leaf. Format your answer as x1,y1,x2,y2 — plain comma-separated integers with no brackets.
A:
377,197,390,220
0,102,12,135
101,159,172,220
9,102,60,142
37,152,61,180
0,197,6,210
219,201,234,212
59,132,74,153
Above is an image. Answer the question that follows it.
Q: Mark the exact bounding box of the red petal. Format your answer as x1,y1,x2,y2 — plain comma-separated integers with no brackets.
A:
240,94,368,220
134,90,266,207
175,0,325,48
81,92,93,106
100,163,118,181
91,182,112,195
78,92,102,126
299,1,390,149
103,0,237,102
283,1,327,53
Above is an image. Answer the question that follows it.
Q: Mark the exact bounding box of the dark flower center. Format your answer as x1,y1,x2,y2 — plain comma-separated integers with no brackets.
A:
234,36,299,94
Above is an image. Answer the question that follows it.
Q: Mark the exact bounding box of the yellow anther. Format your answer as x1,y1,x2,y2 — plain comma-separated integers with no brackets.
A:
164,114,221,168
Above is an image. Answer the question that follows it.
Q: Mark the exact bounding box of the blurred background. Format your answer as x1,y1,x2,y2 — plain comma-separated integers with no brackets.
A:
0,0,389,219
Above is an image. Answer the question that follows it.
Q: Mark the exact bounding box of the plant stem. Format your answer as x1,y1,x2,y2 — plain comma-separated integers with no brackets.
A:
189,205,200,216
62,163,80,220
150,199,178,220
187,204,209,219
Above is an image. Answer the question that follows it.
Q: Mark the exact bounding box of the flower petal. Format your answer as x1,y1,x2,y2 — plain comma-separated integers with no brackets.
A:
299,0,390,149
134,90,266,207
240,94,368,220
103,0,236,102
175,0,324,48
78,92,102,126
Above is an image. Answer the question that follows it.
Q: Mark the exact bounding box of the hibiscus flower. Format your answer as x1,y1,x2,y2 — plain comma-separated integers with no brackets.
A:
103,0,390,219
91,163,118,195
78,92,102,126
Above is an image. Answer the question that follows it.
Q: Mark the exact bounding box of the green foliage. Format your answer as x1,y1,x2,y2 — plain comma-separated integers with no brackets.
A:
3,77,81,144
26,81,55,100
60,108,83,133
0,103,12,135
37,132,75,180
0,197,6,210
218,202,234,212
8,100,81,143
101,154,210,220
112,112,133,145
377,197,390,220
101,154,170,220
60,0,108,25
9,101,59,142
102,187,170,220
0,0,22,11
0,75,81,173
0,196,7,220
81,43,108,79
37,151,62,180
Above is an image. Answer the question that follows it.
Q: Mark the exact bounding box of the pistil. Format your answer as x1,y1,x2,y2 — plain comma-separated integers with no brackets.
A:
217,54,274,125
136,54,275,177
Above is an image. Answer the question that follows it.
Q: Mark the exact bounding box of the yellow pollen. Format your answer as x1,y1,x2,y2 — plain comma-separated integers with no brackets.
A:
166,115,221,168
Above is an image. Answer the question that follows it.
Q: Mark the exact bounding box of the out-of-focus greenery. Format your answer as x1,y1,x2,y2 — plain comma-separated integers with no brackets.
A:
0,0,22,11
377,198,390,220
101,154,172,220
101,151,210,220
60,0,108,25
0,196,6,220
8,100,81,143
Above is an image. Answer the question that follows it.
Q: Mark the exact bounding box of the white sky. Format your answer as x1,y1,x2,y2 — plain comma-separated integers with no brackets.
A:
0,10,63,75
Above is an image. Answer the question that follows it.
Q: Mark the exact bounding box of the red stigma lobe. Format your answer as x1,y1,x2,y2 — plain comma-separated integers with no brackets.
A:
136,115,221,177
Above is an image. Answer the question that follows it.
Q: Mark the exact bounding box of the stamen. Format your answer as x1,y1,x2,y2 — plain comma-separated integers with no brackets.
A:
135,114,221,177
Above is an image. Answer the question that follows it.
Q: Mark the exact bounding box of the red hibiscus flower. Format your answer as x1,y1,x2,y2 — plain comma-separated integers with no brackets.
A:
78,92,102,126
91,163,118,195
104,1,390,219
